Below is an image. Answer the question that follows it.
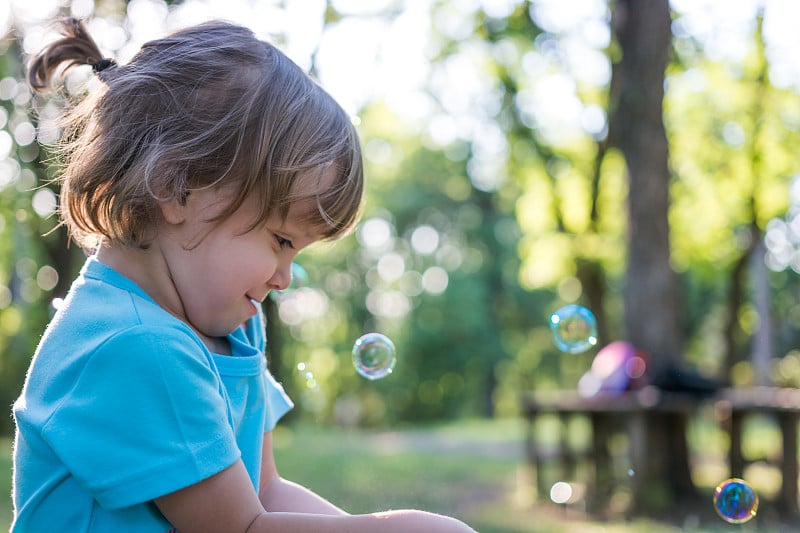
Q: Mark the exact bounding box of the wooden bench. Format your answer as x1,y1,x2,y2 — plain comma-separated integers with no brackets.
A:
520,386,800,514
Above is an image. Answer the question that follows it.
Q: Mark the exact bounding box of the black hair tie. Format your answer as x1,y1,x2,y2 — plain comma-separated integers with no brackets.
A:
92,58,116,73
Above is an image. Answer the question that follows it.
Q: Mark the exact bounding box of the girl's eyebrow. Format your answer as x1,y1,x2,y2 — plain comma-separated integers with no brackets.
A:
281,207,324,241
275,219,320,246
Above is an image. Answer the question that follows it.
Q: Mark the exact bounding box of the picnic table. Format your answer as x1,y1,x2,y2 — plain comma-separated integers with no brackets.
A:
520,386,800,514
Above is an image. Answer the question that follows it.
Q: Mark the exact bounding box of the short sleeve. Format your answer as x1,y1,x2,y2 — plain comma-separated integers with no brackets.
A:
264,370,293,430
41,326,241,510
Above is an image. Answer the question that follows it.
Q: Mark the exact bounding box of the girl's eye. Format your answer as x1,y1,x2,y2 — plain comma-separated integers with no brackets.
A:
276,235,294,250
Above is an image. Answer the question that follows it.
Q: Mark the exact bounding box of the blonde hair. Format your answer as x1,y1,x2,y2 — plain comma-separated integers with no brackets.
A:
29,18,363,248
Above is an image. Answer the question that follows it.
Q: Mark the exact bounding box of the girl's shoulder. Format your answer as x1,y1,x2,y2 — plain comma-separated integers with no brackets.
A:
57,258,191,342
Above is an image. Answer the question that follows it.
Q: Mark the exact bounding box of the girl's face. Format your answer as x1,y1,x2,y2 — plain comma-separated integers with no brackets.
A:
157,176,327,344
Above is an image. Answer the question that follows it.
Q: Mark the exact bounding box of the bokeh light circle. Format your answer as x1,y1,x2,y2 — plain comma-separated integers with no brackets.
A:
549,481,573,504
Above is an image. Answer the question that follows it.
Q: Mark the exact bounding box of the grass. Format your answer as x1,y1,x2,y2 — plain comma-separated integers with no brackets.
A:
1,418,797,532
270,419,792,533
271,418,525,522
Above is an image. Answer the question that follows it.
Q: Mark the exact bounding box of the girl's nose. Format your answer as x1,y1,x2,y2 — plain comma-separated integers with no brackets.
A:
269,262,292,292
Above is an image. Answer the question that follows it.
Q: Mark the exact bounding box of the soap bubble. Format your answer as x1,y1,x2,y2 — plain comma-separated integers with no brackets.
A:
352,332,396,380
549,304,598,353
714,478,758,524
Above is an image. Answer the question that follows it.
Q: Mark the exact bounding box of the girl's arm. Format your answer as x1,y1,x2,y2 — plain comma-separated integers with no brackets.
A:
154,460,476,533
258,431,347,515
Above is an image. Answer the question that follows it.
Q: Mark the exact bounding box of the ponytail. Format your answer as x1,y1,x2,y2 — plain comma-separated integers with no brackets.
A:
28,18,114,92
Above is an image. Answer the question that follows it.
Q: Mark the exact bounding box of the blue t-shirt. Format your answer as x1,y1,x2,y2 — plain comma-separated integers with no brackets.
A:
12,258,293,532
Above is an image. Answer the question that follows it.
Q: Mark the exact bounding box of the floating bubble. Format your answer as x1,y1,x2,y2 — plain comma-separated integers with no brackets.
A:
549,304,598,353
714,478,758,524
352,332,396,380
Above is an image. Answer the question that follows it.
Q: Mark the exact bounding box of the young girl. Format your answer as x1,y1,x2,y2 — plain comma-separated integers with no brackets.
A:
12,18,475,533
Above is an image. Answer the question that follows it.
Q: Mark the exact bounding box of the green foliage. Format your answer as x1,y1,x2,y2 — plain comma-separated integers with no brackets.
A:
1,1,800,434
0,438,11,530
0,36,77,434
667,58,800,273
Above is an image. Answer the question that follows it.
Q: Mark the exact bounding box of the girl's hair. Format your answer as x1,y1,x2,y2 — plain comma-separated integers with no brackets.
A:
28,18,363,248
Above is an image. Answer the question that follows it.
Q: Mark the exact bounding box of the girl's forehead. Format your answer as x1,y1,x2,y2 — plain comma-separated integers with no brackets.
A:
297,164,337,193
281,198,328,238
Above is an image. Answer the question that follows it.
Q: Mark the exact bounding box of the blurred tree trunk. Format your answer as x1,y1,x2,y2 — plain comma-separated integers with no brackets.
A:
474,188,505,417
613,0,682,368
722,11,773,387
608,0,695,511
743,14,773,388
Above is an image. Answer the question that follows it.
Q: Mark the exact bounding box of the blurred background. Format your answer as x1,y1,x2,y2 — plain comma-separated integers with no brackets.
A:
2,0,800,531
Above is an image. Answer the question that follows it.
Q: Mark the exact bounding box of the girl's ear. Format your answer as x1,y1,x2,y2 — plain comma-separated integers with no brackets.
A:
159,196,188,225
